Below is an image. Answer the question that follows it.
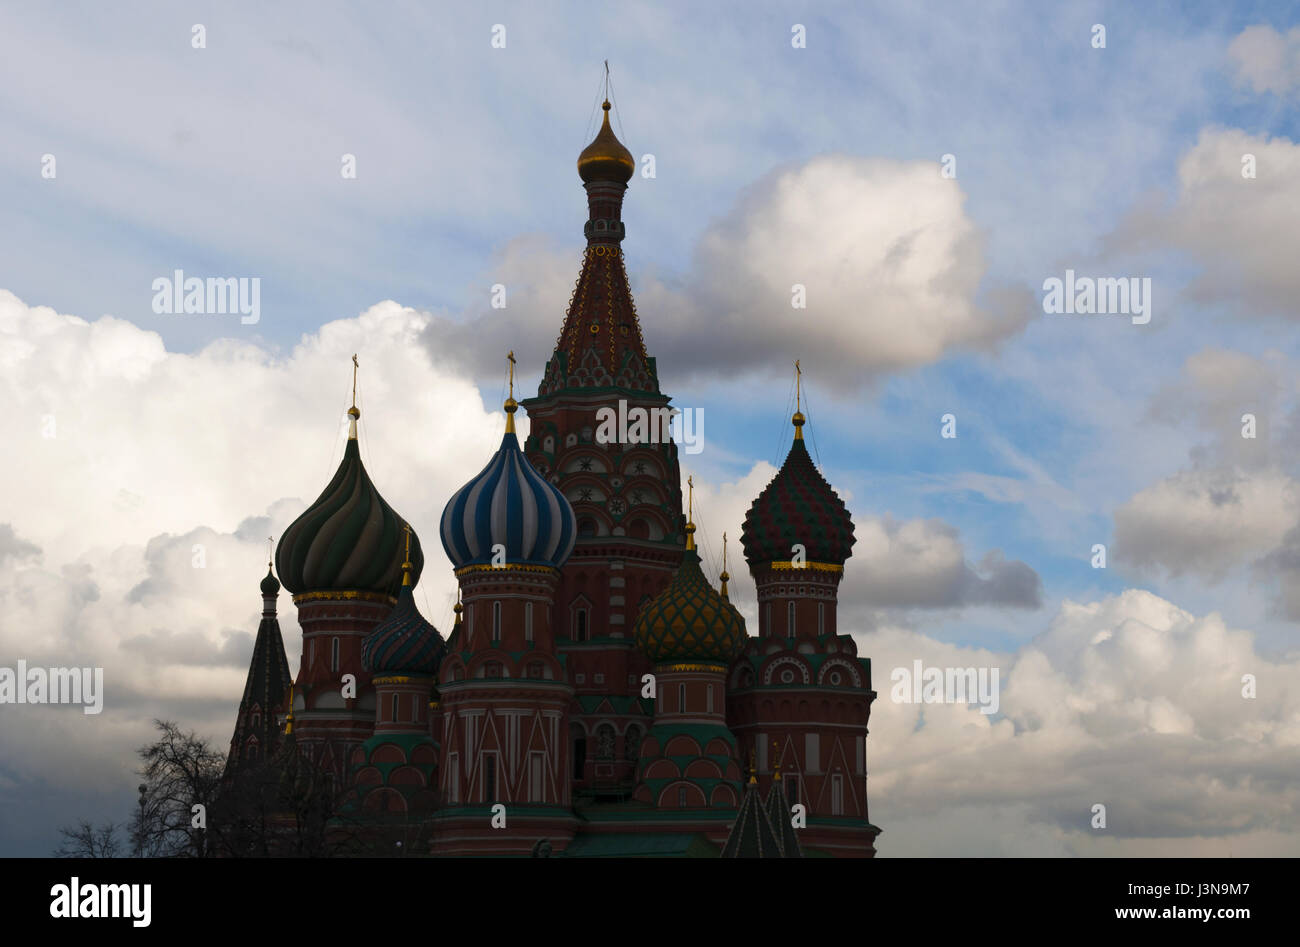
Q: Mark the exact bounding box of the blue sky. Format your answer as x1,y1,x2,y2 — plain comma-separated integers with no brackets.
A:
2,1,1299,855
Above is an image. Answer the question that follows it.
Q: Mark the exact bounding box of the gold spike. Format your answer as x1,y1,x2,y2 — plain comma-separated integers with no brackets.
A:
347,355,361,437
684,475,696,551
285,683,295,735
748,746,757,785
792,360,806,441
720,531,730,599
401,522,413,587
773,739,782,781
504,351,519,434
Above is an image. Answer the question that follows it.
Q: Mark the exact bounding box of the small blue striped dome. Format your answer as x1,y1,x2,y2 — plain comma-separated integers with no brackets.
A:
440,427,576,570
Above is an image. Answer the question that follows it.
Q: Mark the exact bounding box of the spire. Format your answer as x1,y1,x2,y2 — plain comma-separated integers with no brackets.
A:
225,561,293,775
284,682,295,735
504,350,518,435
534,80,658,397
348,353,361,439
748,747,757,785
720,531,731,600
401,522,414,588
792,359,805,441
685,474,696,551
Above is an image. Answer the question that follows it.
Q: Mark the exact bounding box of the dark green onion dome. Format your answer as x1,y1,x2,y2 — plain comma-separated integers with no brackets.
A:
633,527,746,665
741,411,855,567
275,426,423,596
259,565,281,597
361,579,445,676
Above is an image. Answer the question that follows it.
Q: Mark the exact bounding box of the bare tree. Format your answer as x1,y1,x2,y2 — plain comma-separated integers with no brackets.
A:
137,719,225,857
53,820,122,858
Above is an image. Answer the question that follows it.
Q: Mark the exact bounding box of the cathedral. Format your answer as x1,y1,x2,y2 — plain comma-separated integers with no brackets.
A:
225,97,880,857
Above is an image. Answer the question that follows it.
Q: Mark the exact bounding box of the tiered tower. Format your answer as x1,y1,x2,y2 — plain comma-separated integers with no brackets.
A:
520,99,683,800
434,376,580,854
225,563,292,772
729,377,880,856
632,482,746,829
274,367,422,785
347,525,447,819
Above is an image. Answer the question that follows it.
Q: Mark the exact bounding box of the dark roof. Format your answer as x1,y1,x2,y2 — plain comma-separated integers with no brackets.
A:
764,779,803,857
721,779,783,858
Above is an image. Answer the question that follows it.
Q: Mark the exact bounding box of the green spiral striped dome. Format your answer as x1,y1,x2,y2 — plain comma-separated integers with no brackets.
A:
276,438,423,596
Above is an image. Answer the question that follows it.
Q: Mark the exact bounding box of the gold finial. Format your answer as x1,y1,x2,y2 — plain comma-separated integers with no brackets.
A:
792,359,805,441
285,682,295,735
267,536,273,569
401,523,414,587
504,351,519,434
747,747,757,785
684,475,696,551
720,531,730,599
772,739,782,781
347,354,361,437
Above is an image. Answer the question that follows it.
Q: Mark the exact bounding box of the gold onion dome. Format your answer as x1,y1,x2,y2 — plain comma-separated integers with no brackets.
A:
578,100,635,184
633,534,746,666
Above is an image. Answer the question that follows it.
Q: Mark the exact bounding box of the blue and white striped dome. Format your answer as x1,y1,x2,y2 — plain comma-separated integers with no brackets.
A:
440,423,576,570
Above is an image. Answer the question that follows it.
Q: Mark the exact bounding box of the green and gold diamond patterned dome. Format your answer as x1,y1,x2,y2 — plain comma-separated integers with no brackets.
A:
633,523,746,666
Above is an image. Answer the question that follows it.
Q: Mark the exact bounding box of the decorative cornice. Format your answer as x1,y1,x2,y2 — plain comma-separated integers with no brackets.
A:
292,589,396,605
659,662,729,673
763,561,844,574
454,563,560,578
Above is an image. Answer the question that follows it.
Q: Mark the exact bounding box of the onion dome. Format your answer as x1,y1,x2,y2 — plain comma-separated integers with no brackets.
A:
362,540,445,676
578,100,635,184
634,520,746,665
440,387,576,571
276,401,424,596
741,408,855,568
260,564,281,597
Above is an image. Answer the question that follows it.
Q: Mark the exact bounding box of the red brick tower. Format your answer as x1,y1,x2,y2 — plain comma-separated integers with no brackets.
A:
729,386,880,857
433,380,580,854
520,99,684,801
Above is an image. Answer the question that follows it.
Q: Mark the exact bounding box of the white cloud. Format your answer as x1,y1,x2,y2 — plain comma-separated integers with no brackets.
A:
1227,25,1300,95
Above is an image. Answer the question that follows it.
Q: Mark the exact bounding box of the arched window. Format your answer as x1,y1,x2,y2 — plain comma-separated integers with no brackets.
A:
575,608,588,641
578,517,597,538
595,724,616,760
570,724,587,780
678,683,686,713
492,601,502,641
524,602,534,642
787,602,796,636
818,601,825,635
331,637,340,672
706,684,714,714
391,693,399,722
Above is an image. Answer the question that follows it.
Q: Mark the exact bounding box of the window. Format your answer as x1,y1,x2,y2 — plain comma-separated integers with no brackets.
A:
571,732,587,779
529,753,545,802
412,694,420,721
484,754,498,803
309,639,316,668
524,602,533,642
391,693,399,722
818,602,825,635
447,753,459,804
787,601,796,636
764,603,772,636
492,601,502,640
678,683,686,713
706,684,714,714
331,637,340,673
831,773,844,815
575,608,588,641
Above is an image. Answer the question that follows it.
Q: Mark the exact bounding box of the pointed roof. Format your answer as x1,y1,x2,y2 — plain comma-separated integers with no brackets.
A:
763,779,804,858
721,778,783,858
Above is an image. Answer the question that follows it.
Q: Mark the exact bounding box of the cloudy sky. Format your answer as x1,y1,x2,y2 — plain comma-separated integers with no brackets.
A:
2,1,1299,856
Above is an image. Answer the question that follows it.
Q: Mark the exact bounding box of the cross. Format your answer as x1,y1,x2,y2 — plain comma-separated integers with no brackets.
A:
687,474,693,521
722,531,728,571
351,353,359,407
507,350,516,399
267,536,273,568
402,522,412,562
604,59,610,100
795,359,802,413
